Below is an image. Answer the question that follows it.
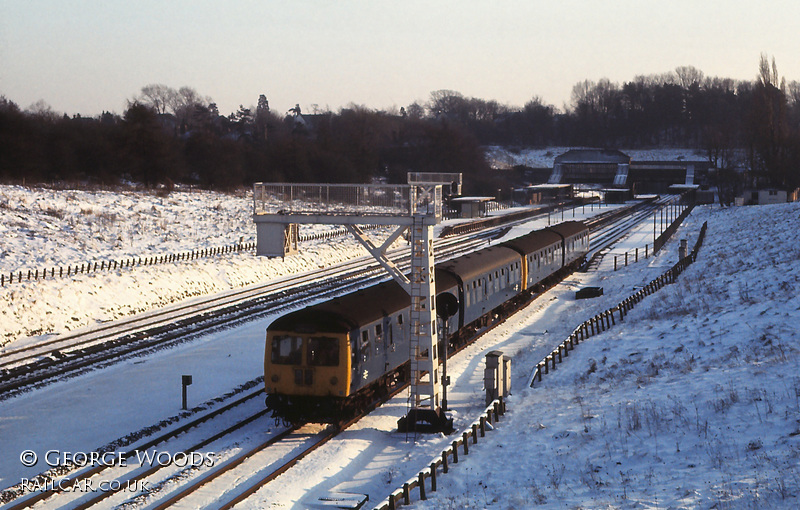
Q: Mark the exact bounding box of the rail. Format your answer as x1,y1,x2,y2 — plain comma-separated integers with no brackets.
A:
612,201,695,270
0,383,266,509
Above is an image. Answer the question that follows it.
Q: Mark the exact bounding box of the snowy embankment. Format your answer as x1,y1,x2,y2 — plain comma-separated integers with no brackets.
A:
414,202,800,509
0,185,383,348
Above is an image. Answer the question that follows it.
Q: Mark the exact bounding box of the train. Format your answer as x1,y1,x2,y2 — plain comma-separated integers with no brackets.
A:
264,220,590,423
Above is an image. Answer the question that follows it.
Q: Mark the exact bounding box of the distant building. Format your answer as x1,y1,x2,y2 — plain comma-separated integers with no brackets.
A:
550,149,630,186
737,189,788,206
449,196,495,218
506,148,710,204
629,160,711,194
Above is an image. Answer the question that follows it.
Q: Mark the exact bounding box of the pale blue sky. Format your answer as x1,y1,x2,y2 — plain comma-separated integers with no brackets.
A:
1,0,798,117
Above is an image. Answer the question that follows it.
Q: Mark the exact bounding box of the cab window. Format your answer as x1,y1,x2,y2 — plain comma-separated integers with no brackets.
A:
271,335,302,365
308,336,340,366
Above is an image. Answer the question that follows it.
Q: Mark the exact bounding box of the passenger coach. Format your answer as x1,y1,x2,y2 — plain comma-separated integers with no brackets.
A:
264,220,590,423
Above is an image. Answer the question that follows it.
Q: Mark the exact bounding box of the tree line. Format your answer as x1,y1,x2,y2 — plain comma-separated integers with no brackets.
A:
1,57,798,194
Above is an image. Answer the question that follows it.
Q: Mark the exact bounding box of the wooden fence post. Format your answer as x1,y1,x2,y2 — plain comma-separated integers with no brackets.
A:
419,472,426,500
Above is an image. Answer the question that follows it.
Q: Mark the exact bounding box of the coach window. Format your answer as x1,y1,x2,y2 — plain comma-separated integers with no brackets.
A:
271,335,302,365
361,330,370,361
308,337,339,366
375,324,383,354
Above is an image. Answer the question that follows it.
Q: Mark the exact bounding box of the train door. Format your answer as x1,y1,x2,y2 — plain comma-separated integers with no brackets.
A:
382,315,392,372
349,331,359,393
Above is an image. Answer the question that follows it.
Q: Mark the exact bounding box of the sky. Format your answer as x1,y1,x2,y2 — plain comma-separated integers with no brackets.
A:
1,0,799,118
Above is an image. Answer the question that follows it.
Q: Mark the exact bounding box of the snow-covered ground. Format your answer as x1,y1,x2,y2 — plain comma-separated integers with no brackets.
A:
1,183,798,509
0,185,388,347
410,201,800,509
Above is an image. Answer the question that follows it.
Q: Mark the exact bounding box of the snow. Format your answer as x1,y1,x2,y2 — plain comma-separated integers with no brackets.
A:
0,185,385,348
409,201,800,509
1,182,798,509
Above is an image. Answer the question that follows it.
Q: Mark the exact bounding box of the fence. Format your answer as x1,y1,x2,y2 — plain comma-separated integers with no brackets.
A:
0,241,257,287
373,398,507,510
0,224,393,288
529,221,708,387
613,199,694,271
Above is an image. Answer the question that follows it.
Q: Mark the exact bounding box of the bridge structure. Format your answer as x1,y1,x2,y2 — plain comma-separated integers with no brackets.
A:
253,173,462,432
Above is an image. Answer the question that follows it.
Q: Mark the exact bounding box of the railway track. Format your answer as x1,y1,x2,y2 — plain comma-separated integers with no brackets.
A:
0,199,668,399
0,198,687,508
1,384,268,509
585,194,683,264
2,374,409,510
0,228,507,399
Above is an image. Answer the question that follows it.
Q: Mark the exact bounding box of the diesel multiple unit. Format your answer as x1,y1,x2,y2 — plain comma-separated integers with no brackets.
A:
264,221,589,422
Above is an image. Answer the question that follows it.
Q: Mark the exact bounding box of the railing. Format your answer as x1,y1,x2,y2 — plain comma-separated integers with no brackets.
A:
613,193,694,270
253,183,443,219
373,398,506,510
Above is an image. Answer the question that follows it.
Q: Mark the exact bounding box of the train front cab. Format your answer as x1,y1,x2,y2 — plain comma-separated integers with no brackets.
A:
264,329,351,402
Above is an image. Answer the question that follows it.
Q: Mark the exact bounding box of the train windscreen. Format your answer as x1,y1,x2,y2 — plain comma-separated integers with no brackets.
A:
307,337,340,366
271,335,302,364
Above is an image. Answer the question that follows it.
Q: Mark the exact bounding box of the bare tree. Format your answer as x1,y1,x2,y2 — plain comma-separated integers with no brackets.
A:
750,54,792,188
675,66,704,90
171,86,207,130
137,84,175,115
25,100,60,122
